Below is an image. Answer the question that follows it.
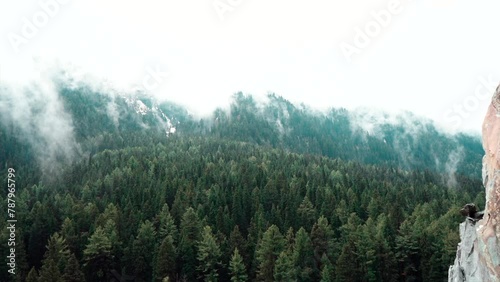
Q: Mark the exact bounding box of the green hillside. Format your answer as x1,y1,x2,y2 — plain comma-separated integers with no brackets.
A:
0,83,485,281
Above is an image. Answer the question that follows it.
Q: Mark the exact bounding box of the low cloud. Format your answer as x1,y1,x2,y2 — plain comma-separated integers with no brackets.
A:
0,73,80,174
445,146,464,188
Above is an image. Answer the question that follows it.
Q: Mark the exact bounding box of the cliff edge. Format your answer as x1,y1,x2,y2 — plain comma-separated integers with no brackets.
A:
449,88,500,281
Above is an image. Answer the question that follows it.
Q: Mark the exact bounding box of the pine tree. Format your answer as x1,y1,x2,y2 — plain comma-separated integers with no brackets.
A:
229,248,247,282
43,232,70,273
178,207,202,281
158,203,178,241
310,216,334,270
359,218,377,282
60,218,79,256
131,220,157,281
62,253,86,282
197,225,222,282
284,227,295,251
293,227,316,281
26,267,38,282
273,250,296,282
255,225,285,282
95,203,120,229
229,225,246,256
374,214,398,282
83,226,113,281
395,220,420,282
38,258,63,282
336,241,363,282
319,256,333,282
154,235,176,282
297,196,316,230
28,200,58,269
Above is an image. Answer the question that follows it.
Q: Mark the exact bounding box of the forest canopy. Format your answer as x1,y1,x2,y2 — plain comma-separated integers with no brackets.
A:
0,88,484,281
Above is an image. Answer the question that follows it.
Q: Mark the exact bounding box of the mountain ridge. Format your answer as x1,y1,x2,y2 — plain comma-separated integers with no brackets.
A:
0,80,483,181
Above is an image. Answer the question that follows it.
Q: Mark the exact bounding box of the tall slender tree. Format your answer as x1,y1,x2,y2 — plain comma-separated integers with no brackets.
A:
38,258,63,282
255,225,285,282
178,207,202,281
62,253,85,282
229,248,247,282
154,235,176,282
157,203,178,242
83,226,113,281
131,220,157,281
43,232,70,273
197,225,222,282
26,267,38,282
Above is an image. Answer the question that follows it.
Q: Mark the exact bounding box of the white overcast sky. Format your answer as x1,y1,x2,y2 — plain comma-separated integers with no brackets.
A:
1,0,500,133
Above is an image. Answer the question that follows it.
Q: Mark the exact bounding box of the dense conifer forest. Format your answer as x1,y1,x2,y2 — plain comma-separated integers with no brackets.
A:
0,85,485,281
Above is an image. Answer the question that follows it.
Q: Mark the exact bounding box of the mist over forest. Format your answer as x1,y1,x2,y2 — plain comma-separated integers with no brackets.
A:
4,0,500,280
0,72,486,281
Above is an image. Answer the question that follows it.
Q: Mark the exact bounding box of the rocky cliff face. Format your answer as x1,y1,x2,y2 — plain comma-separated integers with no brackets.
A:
449,88,500,282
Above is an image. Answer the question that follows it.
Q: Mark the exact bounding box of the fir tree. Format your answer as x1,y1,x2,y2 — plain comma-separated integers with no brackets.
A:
131,220,157,281
311,216,334,270
62,253,86,282
178,207,201,281
255,225,285,282
158,203,178,241
38,258,63,282
26,267,38,282
273,250,296,282
229,248,247,282
154,235,176,282
229,225,246,256
197,225,222,282
319,254,333,282
43,232,70,273
293,227,316,281
83,226,113,281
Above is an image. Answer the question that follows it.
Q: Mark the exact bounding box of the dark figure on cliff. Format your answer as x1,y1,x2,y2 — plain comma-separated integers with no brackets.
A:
460,203,484,221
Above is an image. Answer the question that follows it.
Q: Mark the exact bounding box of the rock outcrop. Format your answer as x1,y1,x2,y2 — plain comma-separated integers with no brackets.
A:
449,87,500,281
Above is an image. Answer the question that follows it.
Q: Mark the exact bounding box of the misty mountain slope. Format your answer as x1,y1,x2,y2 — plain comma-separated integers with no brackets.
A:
0,80,487,282
207,93,483,180
0,83,182,174
0,82,483,181
59,87,179,139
